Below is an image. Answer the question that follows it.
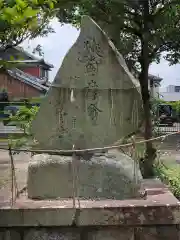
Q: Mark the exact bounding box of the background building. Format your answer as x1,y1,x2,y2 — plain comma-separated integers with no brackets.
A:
160,85,180,102
148,74,162,98
0,47,53,100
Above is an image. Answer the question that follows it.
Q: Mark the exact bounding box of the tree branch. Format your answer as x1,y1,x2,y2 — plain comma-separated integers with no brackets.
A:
151,0,179,16
123,24,142,38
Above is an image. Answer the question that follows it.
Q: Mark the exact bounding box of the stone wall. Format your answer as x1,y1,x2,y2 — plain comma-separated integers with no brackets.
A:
0,180,180,240
1,225,180,240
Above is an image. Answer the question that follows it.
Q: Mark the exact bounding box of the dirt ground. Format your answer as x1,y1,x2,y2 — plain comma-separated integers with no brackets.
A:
0,150,30,202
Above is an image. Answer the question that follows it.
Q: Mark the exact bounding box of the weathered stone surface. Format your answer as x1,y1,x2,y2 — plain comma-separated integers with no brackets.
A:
1,201,180,227
134,226,180,240
24,229,80,240
0,182,179,240
31,15,143,150
86,228,134,240
1,180,179,227
0,230,20,240
0,227,179,240
27,150,142,200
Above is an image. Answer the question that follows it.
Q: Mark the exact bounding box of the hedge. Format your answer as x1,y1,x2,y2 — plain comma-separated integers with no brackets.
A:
154,161,180,199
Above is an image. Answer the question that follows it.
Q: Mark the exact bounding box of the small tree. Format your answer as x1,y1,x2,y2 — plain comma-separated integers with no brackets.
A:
9,105,39,150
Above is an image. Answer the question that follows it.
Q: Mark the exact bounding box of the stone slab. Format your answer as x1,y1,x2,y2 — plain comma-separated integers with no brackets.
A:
86,228,134,240
0,180,180,227
0,230,21,240
0,227,180,240
24,229,80,240
134,226,180,240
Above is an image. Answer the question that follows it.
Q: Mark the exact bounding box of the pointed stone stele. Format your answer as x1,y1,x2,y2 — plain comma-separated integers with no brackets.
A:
31,15,143,150
27,16,143,200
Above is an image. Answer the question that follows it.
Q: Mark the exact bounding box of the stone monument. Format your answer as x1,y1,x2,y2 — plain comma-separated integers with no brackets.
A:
31,16,143,151
28,16,143,200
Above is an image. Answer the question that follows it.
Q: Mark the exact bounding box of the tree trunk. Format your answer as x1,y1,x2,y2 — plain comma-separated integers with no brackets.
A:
139,58,156,178
139,0,156,178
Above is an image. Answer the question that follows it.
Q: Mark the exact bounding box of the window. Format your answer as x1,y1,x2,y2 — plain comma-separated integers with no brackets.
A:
175,86,180,92
39,67,48,80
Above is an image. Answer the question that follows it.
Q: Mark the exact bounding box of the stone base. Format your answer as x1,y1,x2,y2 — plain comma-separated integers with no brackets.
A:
27,150,142,200
0,179,180,240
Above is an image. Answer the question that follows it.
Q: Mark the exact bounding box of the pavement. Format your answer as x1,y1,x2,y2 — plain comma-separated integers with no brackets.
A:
0,150,30,202
0,122,24,149
0,122,23,139
0,123,27,202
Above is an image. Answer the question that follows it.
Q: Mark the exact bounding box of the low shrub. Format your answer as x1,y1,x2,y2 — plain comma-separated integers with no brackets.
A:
9,105,39,134
154,161,180,199
8,105,39,150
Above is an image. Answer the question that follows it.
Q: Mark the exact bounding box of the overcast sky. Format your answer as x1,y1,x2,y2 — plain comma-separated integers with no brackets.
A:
22,18,180,90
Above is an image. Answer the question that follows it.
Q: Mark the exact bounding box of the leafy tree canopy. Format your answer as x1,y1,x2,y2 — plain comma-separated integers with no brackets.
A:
55,0,180,71
0,0,56,50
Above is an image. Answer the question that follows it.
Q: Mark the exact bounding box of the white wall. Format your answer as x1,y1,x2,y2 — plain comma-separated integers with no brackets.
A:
166,85,175,93
160,92,180,101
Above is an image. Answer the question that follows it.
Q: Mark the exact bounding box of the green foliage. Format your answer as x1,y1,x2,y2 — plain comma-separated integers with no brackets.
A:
147,99,180,114
55,0,180,70
9,105,39,135
165,101,180,112
156,100,180,121
155,162,180,198
0,0,56,50
8,105,39,150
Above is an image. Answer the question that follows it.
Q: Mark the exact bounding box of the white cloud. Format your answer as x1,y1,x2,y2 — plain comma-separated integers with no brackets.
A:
22,18,180,87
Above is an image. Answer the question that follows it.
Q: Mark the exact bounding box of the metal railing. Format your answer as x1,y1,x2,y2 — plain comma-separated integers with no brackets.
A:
157,123,180,133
